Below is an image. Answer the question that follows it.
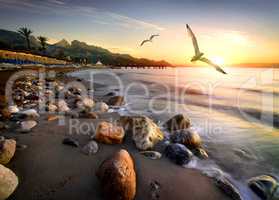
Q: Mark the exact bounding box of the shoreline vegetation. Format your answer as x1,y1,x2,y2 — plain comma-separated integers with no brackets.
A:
0,28,171,68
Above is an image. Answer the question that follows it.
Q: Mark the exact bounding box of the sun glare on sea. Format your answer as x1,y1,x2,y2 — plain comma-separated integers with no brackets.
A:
210,56,225,65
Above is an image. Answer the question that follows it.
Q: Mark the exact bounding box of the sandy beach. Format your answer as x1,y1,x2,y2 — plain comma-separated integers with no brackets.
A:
3,115,230,200
0,67,235,200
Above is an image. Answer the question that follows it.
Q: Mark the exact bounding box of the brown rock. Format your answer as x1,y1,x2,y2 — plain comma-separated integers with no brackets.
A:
0,164,18,200
0,139,16,165
80,112,98,119
164,114,191,132
0,108,11,120
47,115,60,121
107,96,124,106
96,149,136,200
170,129,202,149
95,122,125,144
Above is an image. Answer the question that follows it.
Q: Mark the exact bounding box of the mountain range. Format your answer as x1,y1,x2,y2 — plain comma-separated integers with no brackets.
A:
0,29,171,66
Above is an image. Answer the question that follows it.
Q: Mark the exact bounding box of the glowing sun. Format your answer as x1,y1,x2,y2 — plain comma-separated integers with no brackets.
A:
210,56,225,65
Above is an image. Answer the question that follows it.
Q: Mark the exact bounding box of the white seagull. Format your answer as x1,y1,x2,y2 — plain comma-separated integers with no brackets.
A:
186,24,227,74
140,34,160,46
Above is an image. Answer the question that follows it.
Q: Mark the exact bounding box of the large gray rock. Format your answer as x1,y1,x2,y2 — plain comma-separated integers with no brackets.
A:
165,143,193,165
248,175,279,200
0,164,18,200
96,149,136,200
0,139,16,165
164,114,191,132
119,116,164,150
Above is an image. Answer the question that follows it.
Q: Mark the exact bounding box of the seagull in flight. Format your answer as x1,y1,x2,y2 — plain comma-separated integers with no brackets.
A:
186,24,227,74
140,34,160,46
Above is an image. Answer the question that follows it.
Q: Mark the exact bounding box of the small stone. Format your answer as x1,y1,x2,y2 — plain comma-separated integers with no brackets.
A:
57,100,70,112
248,175,279,200
0,122,8,130
1,108,11,120
150,181,161,200
76,97,95,110
165,143,193,165
47,115,60,121
95,122,125,144
47,104,57,112
8,106,19,114
16,144,28,151
216,177,243,200
96,149,136,200
140,151,162,160
20,120,37,133
0,139,16,165
45,89,54,96
55,85,64,92
0,164,18,200
82,141,99,155
93,102,109,113
104,91,117,96
62,137,79,147
65,111,79,118
107,96,124,106
193,148,209,159
164,114,191,132
84,112,98,119
170,128,202,149
21,109,40,119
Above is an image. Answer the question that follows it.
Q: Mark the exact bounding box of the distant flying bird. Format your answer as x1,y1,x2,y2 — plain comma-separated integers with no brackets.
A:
140,34,160,46
186,24,227,74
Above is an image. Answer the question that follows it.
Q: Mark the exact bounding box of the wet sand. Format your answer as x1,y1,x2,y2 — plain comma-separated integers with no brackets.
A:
2,113,230,200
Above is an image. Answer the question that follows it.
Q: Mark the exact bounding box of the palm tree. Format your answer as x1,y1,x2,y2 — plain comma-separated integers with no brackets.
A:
37,36,48,52
17,27,33,50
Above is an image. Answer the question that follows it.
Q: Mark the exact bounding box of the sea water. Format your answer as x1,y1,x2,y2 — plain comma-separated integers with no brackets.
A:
71,67,279,200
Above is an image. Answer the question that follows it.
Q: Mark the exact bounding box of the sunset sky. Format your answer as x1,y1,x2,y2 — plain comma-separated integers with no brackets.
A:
0,0,279,65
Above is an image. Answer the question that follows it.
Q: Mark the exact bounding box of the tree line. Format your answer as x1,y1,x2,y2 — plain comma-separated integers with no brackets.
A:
17,27,47,53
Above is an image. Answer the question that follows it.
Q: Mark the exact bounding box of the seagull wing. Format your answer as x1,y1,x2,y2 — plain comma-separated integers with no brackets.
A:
199,57,227,74
186,24,200,56
149,34,160,41
140,39,150,46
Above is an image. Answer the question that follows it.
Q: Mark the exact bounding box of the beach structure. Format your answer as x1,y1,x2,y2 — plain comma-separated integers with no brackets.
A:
0,50,67,65
95,60,103,67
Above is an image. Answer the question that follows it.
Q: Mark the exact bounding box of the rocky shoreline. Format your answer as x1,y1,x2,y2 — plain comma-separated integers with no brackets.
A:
0,69,278,200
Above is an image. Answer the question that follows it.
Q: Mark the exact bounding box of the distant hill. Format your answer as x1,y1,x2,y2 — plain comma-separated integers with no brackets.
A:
0,29,171,66
0,29,40,50
54,39,70,48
